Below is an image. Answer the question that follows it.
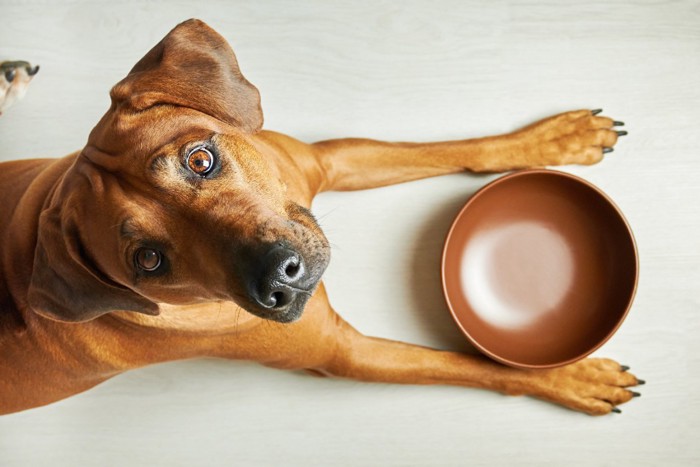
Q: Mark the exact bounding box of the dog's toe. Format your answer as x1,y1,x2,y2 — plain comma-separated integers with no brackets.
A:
526,357,643,415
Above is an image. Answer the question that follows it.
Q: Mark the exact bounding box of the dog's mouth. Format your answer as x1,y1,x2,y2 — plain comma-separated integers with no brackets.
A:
245,287,315,323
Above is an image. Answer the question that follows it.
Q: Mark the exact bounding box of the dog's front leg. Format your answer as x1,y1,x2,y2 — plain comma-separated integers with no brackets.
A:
311,109,624,192
313,323,641,415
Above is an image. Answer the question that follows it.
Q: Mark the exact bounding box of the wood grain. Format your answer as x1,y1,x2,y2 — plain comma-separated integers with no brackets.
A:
1,1,699,465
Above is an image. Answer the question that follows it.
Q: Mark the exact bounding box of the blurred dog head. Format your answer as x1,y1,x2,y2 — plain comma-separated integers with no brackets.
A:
0,60,39,115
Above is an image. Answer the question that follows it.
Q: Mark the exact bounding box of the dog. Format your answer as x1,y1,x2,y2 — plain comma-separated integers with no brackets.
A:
0,60,39,115
0,19,641,416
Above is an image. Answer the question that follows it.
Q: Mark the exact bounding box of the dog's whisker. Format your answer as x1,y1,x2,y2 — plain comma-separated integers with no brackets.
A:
315,207,339,222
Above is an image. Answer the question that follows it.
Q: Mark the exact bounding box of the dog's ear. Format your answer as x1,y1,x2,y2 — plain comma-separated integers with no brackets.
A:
110,19,263,133
27,207,159,323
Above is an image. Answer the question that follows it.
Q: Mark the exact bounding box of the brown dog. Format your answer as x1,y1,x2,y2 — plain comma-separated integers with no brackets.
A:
0,19,641,416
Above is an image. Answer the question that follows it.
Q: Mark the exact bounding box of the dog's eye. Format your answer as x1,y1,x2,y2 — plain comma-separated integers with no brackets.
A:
134,248,162,272
186,147,215,176
4,69,16,82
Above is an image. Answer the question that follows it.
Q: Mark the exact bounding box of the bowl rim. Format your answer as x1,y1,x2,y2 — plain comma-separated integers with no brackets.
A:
440,169,639,369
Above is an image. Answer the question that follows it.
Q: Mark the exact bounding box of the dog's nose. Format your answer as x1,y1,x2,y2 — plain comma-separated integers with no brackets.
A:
253,245,307,310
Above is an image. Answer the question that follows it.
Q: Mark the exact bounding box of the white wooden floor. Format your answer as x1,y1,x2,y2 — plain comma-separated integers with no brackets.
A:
1,1,699,465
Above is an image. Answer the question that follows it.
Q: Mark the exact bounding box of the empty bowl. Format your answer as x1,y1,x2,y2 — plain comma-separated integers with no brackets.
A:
441,169,638,369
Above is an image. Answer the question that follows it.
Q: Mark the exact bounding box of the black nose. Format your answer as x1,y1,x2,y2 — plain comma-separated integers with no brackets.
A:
253,245,307,310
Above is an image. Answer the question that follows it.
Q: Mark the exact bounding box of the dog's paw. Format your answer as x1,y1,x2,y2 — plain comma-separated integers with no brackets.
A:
523,358,643,415
507,109,627,169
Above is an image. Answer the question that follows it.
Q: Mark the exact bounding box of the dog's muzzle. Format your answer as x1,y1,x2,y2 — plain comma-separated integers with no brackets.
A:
247,244,320,322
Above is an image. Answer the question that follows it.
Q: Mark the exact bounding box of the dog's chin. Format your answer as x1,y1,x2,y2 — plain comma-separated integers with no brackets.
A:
246,294,311,323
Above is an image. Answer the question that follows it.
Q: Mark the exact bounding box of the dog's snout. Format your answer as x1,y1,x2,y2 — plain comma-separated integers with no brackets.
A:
253,245,308,311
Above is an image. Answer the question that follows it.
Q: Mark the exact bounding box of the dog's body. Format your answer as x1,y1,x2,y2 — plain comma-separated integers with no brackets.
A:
0,20,640,416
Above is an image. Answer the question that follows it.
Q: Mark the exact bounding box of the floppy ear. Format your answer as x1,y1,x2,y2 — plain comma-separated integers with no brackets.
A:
27,208,159,323
110,18,263,132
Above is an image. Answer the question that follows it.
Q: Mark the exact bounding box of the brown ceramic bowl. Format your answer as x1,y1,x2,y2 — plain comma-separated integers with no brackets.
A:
441,170,638,369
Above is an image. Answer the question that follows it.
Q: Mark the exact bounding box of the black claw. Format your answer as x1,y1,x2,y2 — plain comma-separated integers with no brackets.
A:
603,147,614,154
616,130,628,136
591,109,603,115
630,391,641,397
611,407,622,414
621,365,630,371
613,121,625,126
636,379,646,385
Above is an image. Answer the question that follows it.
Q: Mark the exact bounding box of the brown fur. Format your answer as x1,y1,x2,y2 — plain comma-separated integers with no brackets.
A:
0,19,640,416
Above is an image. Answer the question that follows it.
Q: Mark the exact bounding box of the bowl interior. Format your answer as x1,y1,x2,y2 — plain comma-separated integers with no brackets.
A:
442,170,637,368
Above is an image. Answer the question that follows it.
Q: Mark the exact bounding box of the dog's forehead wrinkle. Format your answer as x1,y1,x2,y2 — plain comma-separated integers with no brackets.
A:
89,103,230,163
74,163,107,195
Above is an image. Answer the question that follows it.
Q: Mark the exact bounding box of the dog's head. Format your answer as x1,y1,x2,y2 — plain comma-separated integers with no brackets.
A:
27,19,330,324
